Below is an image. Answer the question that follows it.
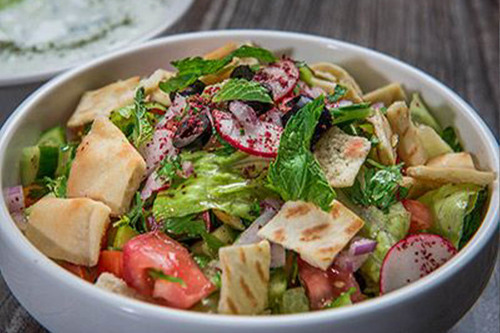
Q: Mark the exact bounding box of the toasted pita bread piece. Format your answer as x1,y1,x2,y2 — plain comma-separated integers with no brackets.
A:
406,166,495,186
25,197,110,266
140,69,175,106
368,109,397,165
67,117,146,216
96,273,150,301
218,241,271,315
310,62,364,102
363,82,407,106
386,101,428,166
314,127,371,187
67,77,140,129
257,201,364,271
426,152,475,169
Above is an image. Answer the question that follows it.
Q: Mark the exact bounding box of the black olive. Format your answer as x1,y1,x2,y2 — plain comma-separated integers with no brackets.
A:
311,108,333,148
169,80,206,101
245,101,274,116
230,65,255,80
173,113,212,150
281,95,312,126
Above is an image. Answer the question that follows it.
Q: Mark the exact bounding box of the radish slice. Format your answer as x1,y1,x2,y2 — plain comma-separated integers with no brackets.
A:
260,107,283,128
380,233,457,294
212,109,282,158
254,60,299,101
229,101,259,127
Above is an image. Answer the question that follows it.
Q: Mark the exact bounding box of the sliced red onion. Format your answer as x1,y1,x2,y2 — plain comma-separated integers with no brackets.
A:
4,186,25,213
201,211,212,232
372,102,385,110
140,171,166,200
298,81,325,99
229,101,259,128
235,208,285,267
260,198,283,212
11,211,28,231
352,238,378,255
335,237,377,272
181,161,194,178
146,215,162,231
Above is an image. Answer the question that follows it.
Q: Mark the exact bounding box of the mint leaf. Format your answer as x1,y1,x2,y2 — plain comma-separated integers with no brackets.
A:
131,88,154,147
268,97,336,211
148,269,186,286
326,85,348,103
163,215,206,239
160,46,277,94
347,159,406,212
43,175,67,198
212,79,272,103
114,193,148,233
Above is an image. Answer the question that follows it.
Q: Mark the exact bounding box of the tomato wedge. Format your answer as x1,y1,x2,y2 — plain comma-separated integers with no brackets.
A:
402,199,433,234
254,59,299,101
122,232,215,309
298,257,364,309
97,250,123,279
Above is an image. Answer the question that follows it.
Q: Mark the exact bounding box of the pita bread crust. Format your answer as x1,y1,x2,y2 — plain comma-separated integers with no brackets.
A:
67,77,140,129
386,101,428,166
140,69,175,106
426,152,475,169
218,241,270,315
368,109,397,165
257,201,364,270
310,62,363,102
406,165,495,186
363,82,407,106
314,127,371,187
25,197,111,266
95,273,150,301
67,117,146,215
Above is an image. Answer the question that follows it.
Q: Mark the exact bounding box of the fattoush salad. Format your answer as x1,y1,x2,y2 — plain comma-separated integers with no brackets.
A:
6,43,496,315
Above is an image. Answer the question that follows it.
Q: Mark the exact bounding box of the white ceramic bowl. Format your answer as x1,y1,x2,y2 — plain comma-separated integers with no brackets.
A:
0,30,498,333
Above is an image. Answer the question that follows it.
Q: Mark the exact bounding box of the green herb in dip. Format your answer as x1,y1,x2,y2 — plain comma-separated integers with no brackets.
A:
0,0,172,77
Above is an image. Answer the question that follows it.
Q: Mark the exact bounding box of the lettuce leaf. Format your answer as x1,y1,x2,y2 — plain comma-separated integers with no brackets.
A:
409,93,442,134
441,126,463,152
268,97,336,211
153,151,273,222
358,203,410,294
212,78,272,103
418,184,484,248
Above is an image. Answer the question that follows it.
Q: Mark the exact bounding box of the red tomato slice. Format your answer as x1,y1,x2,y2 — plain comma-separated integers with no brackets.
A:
122,231,215,309
402,199,434,234
298,257,364,309
97,250,123,279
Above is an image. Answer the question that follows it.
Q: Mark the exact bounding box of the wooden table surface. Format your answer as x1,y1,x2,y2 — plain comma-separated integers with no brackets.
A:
0,0,498,332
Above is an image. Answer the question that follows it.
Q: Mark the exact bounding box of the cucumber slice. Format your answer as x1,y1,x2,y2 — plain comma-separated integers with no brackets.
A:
269,268,287,312
191,225,239,257
113,225,139,249
409,94,442,134
20,146,40,186
55,144,75,177
37,146,59,178
37,126,66,147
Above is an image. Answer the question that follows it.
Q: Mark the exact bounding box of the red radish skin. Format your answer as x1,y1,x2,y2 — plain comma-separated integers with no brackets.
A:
212,109,282,158
254,60,299,101
380,233,457,295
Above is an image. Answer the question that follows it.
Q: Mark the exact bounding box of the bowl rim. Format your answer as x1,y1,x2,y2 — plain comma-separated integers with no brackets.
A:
0,29,498,327
0,0,193,87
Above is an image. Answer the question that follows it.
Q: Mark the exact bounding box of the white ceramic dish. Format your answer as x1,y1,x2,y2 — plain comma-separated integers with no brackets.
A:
0,0,193,87
0,30,498,333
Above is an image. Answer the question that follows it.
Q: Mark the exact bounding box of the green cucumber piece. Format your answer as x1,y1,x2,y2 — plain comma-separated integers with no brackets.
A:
298,65,314,86
191,225,239,257
37,126,66,147
409,93,442,134
20,146,40,186
37,146,59,178
113,225,139,249
269,268,287,312
55,144,75,177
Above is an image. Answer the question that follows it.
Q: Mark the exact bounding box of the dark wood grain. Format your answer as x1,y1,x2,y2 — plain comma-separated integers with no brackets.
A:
0,0,498,332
